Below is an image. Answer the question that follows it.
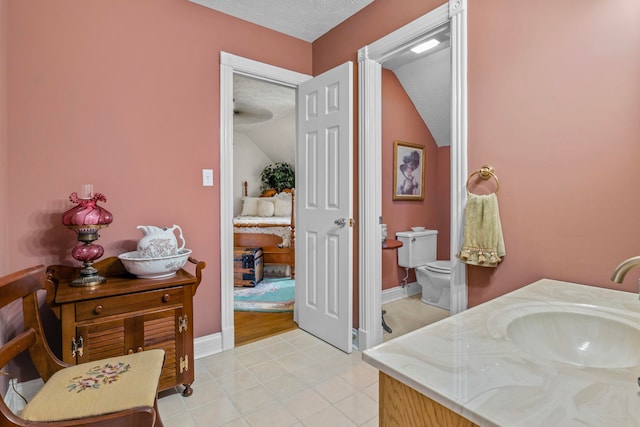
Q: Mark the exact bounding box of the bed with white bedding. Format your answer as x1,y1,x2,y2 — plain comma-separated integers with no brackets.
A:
233,185,295,278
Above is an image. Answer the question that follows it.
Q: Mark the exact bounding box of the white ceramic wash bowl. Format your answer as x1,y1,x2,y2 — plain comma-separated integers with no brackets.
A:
487,302,640,368
411,226,426,232
118,249,192,279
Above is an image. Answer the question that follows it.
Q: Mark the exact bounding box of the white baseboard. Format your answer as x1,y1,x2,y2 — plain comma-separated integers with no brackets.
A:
351,328,359,351
194,332,223,359
381,282,421,305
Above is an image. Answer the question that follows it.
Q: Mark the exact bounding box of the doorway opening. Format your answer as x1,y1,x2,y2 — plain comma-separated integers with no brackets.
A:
221,55,355,353
220,52,311,351
379,21,452,341
231,74,298,346
357,1,468,349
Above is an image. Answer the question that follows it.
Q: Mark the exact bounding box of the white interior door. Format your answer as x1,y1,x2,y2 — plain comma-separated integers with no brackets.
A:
296,62,353,353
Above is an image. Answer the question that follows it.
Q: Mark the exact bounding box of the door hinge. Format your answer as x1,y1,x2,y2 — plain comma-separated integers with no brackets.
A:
179,355,189,373
71,336,84,358
178,314,188,333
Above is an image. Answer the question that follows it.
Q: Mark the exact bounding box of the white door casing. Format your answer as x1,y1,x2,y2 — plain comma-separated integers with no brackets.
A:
296,62,354,353
219,52,311,350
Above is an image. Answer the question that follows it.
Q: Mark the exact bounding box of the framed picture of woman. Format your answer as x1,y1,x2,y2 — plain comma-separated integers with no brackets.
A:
393,141,425,201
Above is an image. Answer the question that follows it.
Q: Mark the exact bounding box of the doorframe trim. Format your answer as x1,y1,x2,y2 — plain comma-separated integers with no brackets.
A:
219,52,311,350
357,1,468,350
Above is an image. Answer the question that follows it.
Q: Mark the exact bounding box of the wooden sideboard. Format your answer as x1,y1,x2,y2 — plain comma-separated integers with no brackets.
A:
46,256,205,396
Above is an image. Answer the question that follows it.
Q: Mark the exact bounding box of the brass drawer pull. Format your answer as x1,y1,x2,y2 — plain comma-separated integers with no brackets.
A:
94,305,104,314
162,293,171,302
137,346,143,352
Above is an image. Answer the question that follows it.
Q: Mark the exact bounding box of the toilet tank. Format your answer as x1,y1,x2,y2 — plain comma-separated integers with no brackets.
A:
395,230,438,268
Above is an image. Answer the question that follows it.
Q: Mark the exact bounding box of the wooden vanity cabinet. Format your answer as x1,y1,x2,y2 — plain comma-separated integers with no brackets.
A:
47,257,205,396
380,372,478,427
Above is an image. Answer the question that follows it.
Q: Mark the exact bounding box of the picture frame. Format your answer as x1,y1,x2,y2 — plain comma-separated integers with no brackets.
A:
393,140,425,201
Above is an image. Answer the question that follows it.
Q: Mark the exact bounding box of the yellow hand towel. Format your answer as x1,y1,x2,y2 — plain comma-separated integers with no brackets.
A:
457,193,505,267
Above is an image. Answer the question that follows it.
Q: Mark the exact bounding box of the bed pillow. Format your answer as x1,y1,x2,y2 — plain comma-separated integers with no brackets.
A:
240,197,260,216
274,192,292,217
274,198,292,217
257,198,275,217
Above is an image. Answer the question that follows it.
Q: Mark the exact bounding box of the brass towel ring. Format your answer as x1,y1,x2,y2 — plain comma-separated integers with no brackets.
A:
466,165,499,194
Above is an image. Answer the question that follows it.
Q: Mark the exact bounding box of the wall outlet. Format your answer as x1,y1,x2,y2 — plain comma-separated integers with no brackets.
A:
202,169,214,186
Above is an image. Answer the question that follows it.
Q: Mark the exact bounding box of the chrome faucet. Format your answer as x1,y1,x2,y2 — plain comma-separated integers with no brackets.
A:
611,256,640,389
611,255,640,299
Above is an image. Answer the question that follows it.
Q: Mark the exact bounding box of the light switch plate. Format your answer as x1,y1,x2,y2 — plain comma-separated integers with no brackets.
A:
202,169,213,186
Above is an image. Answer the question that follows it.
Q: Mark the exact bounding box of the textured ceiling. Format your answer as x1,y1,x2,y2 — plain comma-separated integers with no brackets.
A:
233,74,294,129
189,0,375,42
233,75,296,165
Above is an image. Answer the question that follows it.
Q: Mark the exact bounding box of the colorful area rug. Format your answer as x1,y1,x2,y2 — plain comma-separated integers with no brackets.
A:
234,277,295,312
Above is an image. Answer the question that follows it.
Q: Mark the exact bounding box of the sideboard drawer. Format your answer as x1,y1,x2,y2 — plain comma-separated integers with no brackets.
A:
75,287,184,321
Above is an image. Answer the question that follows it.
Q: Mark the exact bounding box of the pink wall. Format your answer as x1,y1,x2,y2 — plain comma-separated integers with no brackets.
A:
314,0,640,306
5,0,311,344
466,0,640,304
0,0,7,276
0,0,7,395
381,69,447,290
3,0,640,360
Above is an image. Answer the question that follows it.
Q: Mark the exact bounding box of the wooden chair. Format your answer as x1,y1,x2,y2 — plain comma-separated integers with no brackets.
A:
0,265,165,426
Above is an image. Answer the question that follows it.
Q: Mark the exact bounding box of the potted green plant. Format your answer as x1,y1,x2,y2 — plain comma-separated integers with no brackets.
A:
260,162,295,193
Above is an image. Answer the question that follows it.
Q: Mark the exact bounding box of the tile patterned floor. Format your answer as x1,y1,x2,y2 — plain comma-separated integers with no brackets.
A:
158,329,379,427
382,294,449,342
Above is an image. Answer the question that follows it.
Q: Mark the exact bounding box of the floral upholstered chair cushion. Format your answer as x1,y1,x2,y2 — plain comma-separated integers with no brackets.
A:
20,349,164,422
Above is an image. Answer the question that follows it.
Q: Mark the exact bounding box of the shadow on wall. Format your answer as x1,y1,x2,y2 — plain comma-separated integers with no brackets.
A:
23,209,75,266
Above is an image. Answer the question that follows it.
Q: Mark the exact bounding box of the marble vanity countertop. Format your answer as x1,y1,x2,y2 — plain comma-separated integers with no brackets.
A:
363,279,640,426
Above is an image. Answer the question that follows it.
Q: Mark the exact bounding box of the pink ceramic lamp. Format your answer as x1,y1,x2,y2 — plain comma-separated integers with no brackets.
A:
62,185,113,286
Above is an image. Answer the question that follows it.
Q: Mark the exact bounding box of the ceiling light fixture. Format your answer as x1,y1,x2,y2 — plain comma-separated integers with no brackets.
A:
411,39,440,54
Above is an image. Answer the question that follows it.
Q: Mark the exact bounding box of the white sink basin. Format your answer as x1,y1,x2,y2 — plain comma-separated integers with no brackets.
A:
488,302,640,368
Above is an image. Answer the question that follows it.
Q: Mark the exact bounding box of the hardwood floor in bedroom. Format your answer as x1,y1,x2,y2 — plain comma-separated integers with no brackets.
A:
234,310,297,346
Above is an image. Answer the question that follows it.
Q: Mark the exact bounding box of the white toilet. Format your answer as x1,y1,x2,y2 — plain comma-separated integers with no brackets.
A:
395,230,451,310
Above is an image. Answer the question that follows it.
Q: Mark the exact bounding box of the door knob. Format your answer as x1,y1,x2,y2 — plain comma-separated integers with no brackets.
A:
334,218,347,228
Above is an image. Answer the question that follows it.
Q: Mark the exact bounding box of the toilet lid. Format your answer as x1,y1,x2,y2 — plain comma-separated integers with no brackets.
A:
426,260,451,274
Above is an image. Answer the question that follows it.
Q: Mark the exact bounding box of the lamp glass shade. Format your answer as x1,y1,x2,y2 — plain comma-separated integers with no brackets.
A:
62,192,113,226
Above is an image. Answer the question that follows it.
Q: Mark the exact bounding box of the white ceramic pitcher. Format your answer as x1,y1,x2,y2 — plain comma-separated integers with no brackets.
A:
136,224,186,258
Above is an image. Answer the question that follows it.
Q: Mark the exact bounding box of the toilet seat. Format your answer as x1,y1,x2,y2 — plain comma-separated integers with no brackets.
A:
425,260,451,274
